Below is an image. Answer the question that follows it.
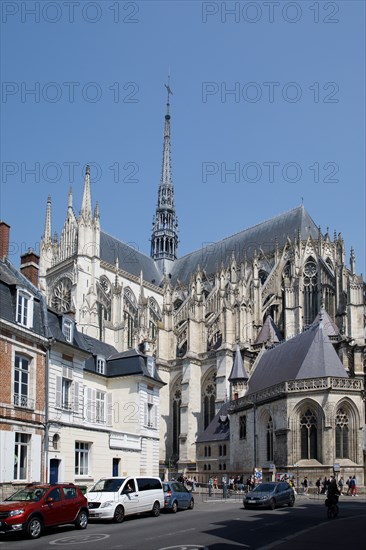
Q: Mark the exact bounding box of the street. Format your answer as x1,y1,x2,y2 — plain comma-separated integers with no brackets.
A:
0,494,365,550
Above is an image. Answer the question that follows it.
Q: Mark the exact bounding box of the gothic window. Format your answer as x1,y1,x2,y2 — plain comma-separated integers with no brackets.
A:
97,277,111,341
172,378,182,458
239,415,247,439
149,297,162,341
266,416,274,462
303,260,318,326
52,277,72,313
335,408,349,459
124,288,138,349
202,371,216,429
323,286,335,320
300,409,318,460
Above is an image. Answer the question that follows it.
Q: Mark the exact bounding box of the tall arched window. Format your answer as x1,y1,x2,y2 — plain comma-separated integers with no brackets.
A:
202,371,216,429
124,288,138,349
300,409,318,459
303,260,318,326
172,378,182,458
335,407,349,459
266,416,274,462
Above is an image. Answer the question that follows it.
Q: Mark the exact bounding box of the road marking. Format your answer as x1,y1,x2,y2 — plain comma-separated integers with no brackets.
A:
49,534,110,545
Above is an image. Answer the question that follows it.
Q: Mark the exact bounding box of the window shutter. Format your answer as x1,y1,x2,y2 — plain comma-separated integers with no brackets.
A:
91,388,96,423
144,402,148,426
154,404,158,429
73,381,80,415
107,393,112,426
84,387,93,421
55,376,62,408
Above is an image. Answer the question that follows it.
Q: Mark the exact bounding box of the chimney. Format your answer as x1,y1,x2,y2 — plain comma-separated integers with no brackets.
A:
0,221,10,260
20,248,40,287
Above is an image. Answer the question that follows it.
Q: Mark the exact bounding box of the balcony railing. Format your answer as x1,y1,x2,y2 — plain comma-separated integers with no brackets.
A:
13,394,35,409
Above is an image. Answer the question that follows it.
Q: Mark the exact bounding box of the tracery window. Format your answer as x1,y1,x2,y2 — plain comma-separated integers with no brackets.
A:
149,297,161,341
266,416,274,462
335,408,349,459
300,409,318,460
303,260,318,326
172,378,182,457
97,276,111,340
202,371,216,429
124,288,138,349
52,277,72,313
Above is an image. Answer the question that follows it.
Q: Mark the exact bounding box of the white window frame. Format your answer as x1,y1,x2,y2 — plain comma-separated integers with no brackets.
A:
62,378,72,409
75,442,90,476
96,390,106,423
16,289,33,328
62,317,74,343
14,432,31,481
96,356,105,374
13,354,35,409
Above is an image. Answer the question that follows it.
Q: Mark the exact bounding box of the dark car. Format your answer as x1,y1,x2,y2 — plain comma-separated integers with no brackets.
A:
163,481,194,513
0,483,88,539
243,482,295,510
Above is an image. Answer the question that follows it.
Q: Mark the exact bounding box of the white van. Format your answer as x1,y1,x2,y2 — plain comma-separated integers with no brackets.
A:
86,476,164,522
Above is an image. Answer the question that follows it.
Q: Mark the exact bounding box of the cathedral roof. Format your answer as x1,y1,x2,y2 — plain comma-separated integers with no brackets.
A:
169,205,319,284
196,401,231,443
100,206,319,286
100,231,163,285
247,322,348,394
254,315,283,345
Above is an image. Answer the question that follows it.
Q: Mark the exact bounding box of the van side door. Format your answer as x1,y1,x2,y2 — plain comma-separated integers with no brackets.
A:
120,478,139,515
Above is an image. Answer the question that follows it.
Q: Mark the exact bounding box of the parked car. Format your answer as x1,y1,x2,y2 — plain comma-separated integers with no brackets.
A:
0,483,88,539
86,476,164,522
243,482,295,510
163,481,194,513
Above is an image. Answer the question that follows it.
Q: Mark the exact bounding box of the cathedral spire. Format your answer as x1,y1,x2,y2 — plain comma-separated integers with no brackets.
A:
151,81,178,267
43,195,52,243
80,165,92,221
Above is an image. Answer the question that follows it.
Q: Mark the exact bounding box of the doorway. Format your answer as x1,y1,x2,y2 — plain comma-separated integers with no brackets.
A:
49,459,60,483
112,458,120,476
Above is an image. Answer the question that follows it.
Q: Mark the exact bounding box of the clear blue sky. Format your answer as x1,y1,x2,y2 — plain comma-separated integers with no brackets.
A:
1,0,365,276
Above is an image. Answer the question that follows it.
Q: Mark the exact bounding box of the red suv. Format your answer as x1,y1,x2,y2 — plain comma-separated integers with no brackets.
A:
0,483,88,539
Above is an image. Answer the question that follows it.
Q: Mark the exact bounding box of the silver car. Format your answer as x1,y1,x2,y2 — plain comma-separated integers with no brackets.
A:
243,482,295,510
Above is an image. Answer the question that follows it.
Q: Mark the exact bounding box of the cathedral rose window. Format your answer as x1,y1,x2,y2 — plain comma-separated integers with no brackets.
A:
51,278,72,312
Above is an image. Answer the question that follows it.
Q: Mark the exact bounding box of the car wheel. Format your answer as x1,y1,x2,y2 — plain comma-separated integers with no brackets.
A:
75,509,88,529
151,501,160,517
113,505,125,523
288,496,295,507
188,498,194,510
269,498,276,510
171,500,178,513
26,517,43,539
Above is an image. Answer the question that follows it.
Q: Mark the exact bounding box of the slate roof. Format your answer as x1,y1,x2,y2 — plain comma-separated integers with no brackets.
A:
196,402,231,443
247,322,348,395
312,307,339,338
84,346,165,384
254,315,283,345
99,206,320,286
0,258,48,337
100,231,162,284
170,205,319,284
228,345,248,381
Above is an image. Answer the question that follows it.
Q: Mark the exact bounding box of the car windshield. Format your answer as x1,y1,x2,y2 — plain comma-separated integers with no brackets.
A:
89,478,125,492
6,487,47,501
253,483,276,493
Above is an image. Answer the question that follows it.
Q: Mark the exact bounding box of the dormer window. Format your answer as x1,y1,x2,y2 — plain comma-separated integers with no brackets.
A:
96,356,105,374
62,317,73,343
16,289,33,329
